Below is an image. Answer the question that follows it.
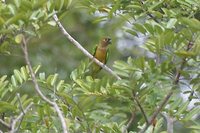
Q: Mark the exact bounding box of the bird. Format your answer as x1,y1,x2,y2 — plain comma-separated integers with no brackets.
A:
89,37,111,77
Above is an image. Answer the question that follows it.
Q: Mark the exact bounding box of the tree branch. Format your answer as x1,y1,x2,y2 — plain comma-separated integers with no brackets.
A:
53,14,121,80
139,91,173,133
10,102,33,133
132,91,148,124
21,37,68,133
139,41,194,133
0,119,10,130
123,109,136,133
15,93,25,132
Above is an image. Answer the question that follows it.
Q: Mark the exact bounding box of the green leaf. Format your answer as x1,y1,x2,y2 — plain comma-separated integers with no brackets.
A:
170,98,182,111
166,18,177,29
15,34,24,44
144,23,154,35
14,0,21,8
188,125,200,130
20,66,28,81
125,29,137,36
134,23,146,34
48,20,56,26
64,0,72,9
14,69,23,84
33,65,41,74
174,51,196,57
175,101,189,116
8,4,16,15
154,24,164,34
0,101,16,113
184,108,200,121
50,73,58,86
46,74,57,86
6,13,25,25
56,80,64,91
149,0,165,10
181,17,200,30
39,72,45,80
11,75,17,87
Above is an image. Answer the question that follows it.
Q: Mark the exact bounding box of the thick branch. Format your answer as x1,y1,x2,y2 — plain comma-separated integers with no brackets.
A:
21,37,68,133
53,14,121,80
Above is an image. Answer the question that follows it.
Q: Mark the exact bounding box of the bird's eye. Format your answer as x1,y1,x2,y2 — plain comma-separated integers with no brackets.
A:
105,38,110,42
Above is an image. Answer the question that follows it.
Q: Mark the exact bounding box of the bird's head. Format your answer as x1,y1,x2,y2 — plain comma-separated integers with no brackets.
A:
100,37,112,47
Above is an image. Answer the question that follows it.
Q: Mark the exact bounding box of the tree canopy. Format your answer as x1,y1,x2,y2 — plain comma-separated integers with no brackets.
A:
0,0,200,132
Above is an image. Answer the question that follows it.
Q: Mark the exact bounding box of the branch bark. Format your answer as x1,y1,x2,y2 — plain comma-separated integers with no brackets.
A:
21,37,68,133
53,14,121,80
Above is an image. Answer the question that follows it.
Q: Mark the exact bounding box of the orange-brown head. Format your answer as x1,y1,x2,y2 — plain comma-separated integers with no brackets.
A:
100,37,112,47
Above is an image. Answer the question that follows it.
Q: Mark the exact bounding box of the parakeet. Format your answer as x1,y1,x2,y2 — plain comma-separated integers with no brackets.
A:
90,37,111,77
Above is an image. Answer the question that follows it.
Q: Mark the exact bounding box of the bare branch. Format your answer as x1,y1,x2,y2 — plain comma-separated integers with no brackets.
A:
21,37,68,133
10,102,33,133
53,14,121,80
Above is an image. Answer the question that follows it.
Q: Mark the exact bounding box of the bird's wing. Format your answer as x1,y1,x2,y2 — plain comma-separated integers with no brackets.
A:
87,45,98,67
105,48,109,64
92,45,98,56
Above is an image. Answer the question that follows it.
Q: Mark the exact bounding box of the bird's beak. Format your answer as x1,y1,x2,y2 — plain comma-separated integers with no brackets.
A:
107,38,112,44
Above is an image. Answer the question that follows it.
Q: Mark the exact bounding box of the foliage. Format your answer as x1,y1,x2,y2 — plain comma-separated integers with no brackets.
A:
0,0,200,132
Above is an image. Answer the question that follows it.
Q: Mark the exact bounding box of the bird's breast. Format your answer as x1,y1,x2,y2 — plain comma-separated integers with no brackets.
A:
95,47,107,63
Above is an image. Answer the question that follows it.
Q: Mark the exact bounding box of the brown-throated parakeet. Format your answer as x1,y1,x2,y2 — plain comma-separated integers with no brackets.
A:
89,37,111,77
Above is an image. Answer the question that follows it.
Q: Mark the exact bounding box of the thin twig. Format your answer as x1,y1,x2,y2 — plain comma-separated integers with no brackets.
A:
21,37,68,133
123,110,136,133
139,41,194,133
16,93,25,114
0,119,10,130
139,0,160,23
132,91,148,124
10,102,33,133
53,14,121,80
15,93,25,132
139,91,173,133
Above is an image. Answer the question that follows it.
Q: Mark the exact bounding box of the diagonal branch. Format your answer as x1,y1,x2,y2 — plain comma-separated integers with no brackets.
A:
0,119,10,130
139,41,194,133
53,14,121,80
132,91,148,124
21,37,68,133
